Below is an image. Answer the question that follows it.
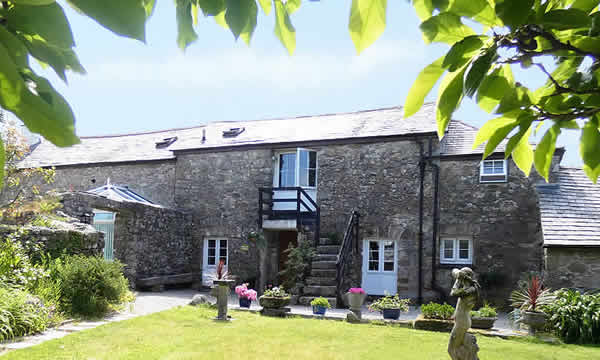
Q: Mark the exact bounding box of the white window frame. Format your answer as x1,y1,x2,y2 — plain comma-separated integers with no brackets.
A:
440,237,473,265
274,148,318,189
204,238,228,267
365,239,397,273
479,159,507,183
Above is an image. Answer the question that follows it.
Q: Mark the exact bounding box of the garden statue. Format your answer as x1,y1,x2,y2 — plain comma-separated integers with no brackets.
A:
448,267,480,360
211,260,234,321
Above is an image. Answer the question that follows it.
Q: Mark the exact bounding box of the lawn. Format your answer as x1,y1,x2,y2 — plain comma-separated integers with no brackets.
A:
3,306,599,360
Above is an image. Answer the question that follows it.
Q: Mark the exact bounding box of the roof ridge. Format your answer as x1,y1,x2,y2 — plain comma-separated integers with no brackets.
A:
450,119,479,131
73,104,434,140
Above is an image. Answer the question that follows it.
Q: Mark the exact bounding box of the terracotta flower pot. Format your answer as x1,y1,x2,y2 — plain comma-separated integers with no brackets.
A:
259,295,291,309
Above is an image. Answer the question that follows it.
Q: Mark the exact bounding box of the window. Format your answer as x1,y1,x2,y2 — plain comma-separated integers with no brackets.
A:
366,240,396,273
480,159,507,183
440,237,472,264
277,149,317,188
206,239,228,266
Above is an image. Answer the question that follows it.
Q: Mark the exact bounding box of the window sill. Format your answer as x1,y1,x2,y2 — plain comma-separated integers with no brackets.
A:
437,262,473,269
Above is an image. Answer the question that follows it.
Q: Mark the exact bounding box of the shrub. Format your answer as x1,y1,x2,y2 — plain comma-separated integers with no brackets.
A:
545,289,600,344
278,241,315,291
368,295,410,312
0,287,53,341
421,302,455,320
48,255,131,317
310,297,331,309
0,238,48,289
510,276,555,312
470,304,498,318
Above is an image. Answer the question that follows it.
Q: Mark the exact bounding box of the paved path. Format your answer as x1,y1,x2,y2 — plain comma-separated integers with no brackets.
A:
1,289,524,355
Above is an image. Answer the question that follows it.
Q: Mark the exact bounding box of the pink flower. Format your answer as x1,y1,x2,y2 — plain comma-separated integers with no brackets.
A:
348,287,365,294
235,283,248,297
235,283,257,300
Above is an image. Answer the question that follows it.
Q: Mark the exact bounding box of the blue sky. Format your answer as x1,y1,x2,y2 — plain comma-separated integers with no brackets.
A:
34,1,580,165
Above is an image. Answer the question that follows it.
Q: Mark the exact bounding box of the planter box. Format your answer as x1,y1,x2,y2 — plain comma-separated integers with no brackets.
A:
413,315,454,332
471,317,496,330
382,308,401,320
259,296,291,309
312,306,327,315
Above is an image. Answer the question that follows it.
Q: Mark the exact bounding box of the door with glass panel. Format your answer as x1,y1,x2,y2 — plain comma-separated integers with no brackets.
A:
202,239,228,286
361,239,397,295
273,148,317,211
92,210,115,261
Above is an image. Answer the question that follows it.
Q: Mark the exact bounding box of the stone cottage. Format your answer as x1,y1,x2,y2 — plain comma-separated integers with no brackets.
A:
17,103,592,305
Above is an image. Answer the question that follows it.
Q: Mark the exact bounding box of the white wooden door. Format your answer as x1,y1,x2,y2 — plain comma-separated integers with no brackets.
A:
92,210,115,261
202,239,228,286
273,149,317,211
362,239,397,295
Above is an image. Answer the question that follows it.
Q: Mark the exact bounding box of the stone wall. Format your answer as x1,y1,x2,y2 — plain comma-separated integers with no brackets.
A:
40,161,176,208
435,158,544,305
545,247,600,290
174,150,273,284
0,221,104,258
60,192,195,287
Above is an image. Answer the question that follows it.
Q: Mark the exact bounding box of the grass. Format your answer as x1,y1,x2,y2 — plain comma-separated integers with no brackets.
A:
3,306,600,360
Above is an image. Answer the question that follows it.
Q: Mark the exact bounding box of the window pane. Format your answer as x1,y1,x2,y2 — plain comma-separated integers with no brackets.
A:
483,162,493,174
309,151,317,168
300,150,309,169
443,239,454,259
219,240,227,264
494,161,504,173
279,153,296,186
383,241,394,262
94,212,114,221
369,261,379,271
208,248,215,257
368,241,379,270
208,256,216,265
308,169,316,187
299,170,308,187
459,240,470,259
208,240,216,249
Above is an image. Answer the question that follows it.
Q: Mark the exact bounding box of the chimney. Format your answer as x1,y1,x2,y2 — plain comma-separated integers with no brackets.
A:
202,129,206,143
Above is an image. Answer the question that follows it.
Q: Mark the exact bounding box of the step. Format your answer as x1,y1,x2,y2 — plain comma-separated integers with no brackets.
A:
317,245,340,255
311,261,337,270
298,296,337,308
314,254,337,262
302,285,337,297
306,277,337,286
310,269,336,278
319,238,341,246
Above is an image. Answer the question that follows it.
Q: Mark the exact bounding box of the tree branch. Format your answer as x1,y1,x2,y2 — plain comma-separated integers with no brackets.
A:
534,63,600,96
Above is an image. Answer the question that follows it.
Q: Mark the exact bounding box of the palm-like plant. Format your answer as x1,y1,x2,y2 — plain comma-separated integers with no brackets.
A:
510,276,555,312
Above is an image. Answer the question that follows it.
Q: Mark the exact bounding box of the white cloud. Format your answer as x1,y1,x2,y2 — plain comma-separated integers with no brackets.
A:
83,40,426,92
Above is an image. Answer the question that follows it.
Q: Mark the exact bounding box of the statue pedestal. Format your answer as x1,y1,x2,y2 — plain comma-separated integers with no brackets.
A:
212,279,234,321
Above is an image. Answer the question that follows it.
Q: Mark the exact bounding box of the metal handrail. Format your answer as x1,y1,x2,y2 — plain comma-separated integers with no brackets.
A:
335,210,360,306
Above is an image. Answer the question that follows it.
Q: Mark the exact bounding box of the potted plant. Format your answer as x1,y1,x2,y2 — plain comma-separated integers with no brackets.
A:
470,303,498,329
510,276,555,334
414,302,455,332
368,294,410,320
343,287,367,322
310,297,331,315
259,286,291,309
235,283,257,308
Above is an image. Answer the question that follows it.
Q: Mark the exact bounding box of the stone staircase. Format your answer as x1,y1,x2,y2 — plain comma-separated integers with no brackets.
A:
298,238,340,308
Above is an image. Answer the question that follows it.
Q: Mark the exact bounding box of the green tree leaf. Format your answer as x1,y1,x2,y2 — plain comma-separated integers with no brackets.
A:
198,0,226,16
473,113,517,151
349,0,388,54
0,138,4,188
274,0,296,55
504,112,534,157
176,0,198,51
412,0,435,21
286,0,301,14
477,65,514,113
0,43,78,148
0,26,29,68
11,0,56,5
494,0,534,28
534,124,561,182
257,0,272,15
240,1,258,45
436,65,467,138
6,3,74,48
420,12,475,45
571,0,598,13
404,56,445,118
580,117,600,183
542,9,592,30
225,0,258,41
20,34,86,82
67,0,147,42
447,0,498,26
442,35,484,72
464,46,496,97
511,125,534,176
144,0,156,17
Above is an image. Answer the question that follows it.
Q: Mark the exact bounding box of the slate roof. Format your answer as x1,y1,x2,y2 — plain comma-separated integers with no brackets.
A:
87,180,155,205
440,120,508,156
20,104,439,167
537,168,600,247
